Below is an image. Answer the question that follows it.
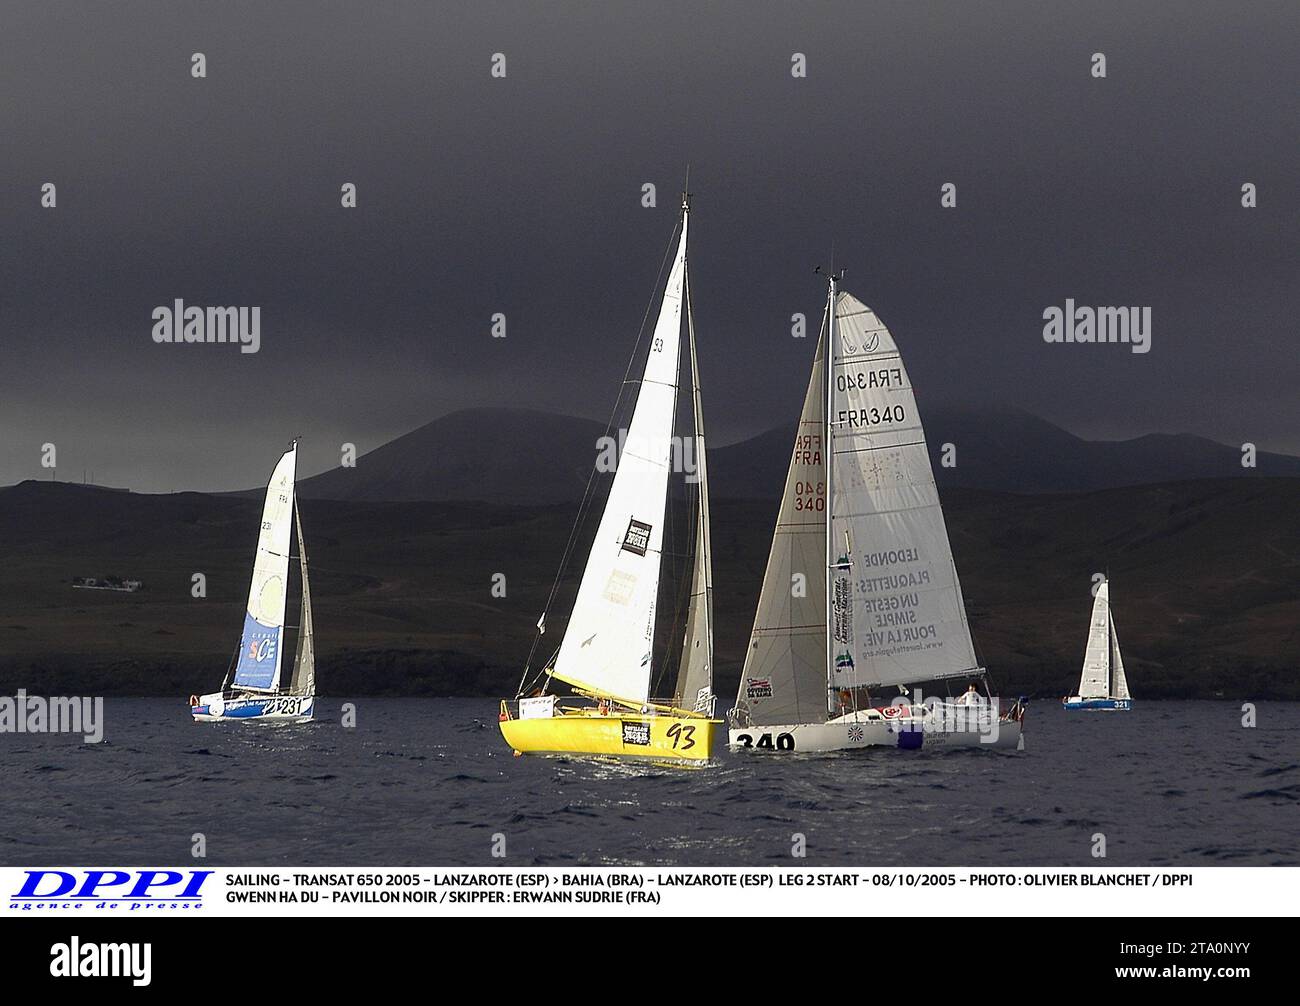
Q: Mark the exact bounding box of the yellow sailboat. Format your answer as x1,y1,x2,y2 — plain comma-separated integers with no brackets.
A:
499,191,720,762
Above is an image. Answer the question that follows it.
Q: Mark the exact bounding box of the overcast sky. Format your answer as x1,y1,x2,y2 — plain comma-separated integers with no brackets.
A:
1,1,1296,492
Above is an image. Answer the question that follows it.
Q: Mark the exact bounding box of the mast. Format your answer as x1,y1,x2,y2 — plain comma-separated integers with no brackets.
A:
289,495,316,697
674,214,715,714
823,269,838,716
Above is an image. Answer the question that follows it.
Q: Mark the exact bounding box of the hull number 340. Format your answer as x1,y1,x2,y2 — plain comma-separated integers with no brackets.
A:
734,732,795,751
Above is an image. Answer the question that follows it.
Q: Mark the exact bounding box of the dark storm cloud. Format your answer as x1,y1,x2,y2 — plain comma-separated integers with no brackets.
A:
1,1,1296,491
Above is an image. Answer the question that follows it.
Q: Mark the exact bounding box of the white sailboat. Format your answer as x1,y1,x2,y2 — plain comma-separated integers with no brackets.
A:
499,193,720,761
190,440,316,723
728,272,1025,753
1063,577,1132,710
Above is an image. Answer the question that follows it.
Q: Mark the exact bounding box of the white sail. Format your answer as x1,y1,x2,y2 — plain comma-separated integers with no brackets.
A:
735,322,830,725
231,444,297,691
1110,612,1129,700
288,500,316,696
1077,580,1111,698
828,292,980,691
674,272,714,713
551,214,688,703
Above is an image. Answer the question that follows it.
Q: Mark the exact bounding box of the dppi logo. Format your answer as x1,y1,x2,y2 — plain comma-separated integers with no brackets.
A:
11,870,213,911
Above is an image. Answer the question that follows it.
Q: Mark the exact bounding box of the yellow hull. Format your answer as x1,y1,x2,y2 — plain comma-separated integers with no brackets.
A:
500,707,718,762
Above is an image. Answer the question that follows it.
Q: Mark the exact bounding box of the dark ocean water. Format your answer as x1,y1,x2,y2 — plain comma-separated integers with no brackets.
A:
1,698,1296,866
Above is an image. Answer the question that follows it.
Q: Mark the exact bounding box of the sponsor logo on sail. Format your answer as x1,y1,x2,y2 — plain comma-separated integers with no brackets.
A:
832,552,854,652
621,518,652,556
745,677,773,699
246,630,278,663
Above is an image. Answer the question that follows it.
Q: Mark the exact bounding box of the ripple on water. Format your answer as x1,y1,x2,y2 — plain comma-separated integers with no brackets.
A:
3,697,1297,866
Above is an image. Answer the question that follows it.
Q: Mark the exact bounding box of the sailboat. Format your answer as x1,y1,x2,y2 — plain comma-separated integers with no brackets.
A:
1063,577,1132,710
499,193,720,762
728,272,1025,753
190,440,316,723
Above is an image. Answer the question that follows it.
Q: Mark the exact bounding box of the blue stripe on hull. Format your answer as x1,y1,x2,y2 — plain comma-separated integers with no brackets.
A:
191,697,313,721
1063,698,1132,711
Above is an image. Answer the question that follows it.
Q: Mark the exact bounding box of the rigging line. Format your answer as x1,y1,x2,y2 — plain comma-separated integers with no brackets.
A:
516,212,685,696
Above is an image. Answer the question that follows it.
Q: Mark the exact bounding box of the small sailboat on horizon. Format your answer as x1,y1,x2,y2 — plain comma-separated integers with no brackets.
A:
1063,577,1132,711
727,270,1025,753
499,192,720,762
190,440,316,723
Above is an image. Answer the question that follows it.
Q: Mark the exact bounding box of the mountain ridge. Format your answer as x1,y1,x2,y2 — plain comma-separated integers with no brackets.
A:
284,405,1300,503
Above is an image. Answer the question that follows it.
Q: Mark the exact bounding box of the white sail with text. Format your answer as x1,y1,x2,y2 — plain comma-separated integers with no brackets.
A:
736,324,830,725
828,292,980,691
231,445,297,691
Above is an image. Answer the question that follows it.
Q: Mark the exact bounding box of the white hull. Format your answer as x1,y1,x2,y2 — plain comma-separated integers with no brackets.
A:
729,704,1023,753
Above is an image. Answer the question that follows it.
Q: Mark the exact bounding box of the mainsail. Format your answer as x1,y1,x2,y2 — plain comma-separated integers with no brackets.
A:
231,444,297,691
1110,606,1129,699
551,212,689,703
673,270,714,714
735,320,830,725
288,500,316,696
829,291,980,691
1078,580,1111,698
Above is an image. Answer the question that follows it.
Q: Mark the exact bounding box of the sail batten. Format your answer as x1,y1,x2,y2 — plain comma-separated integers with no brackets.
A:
550,213,690,703
231,444,297,691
